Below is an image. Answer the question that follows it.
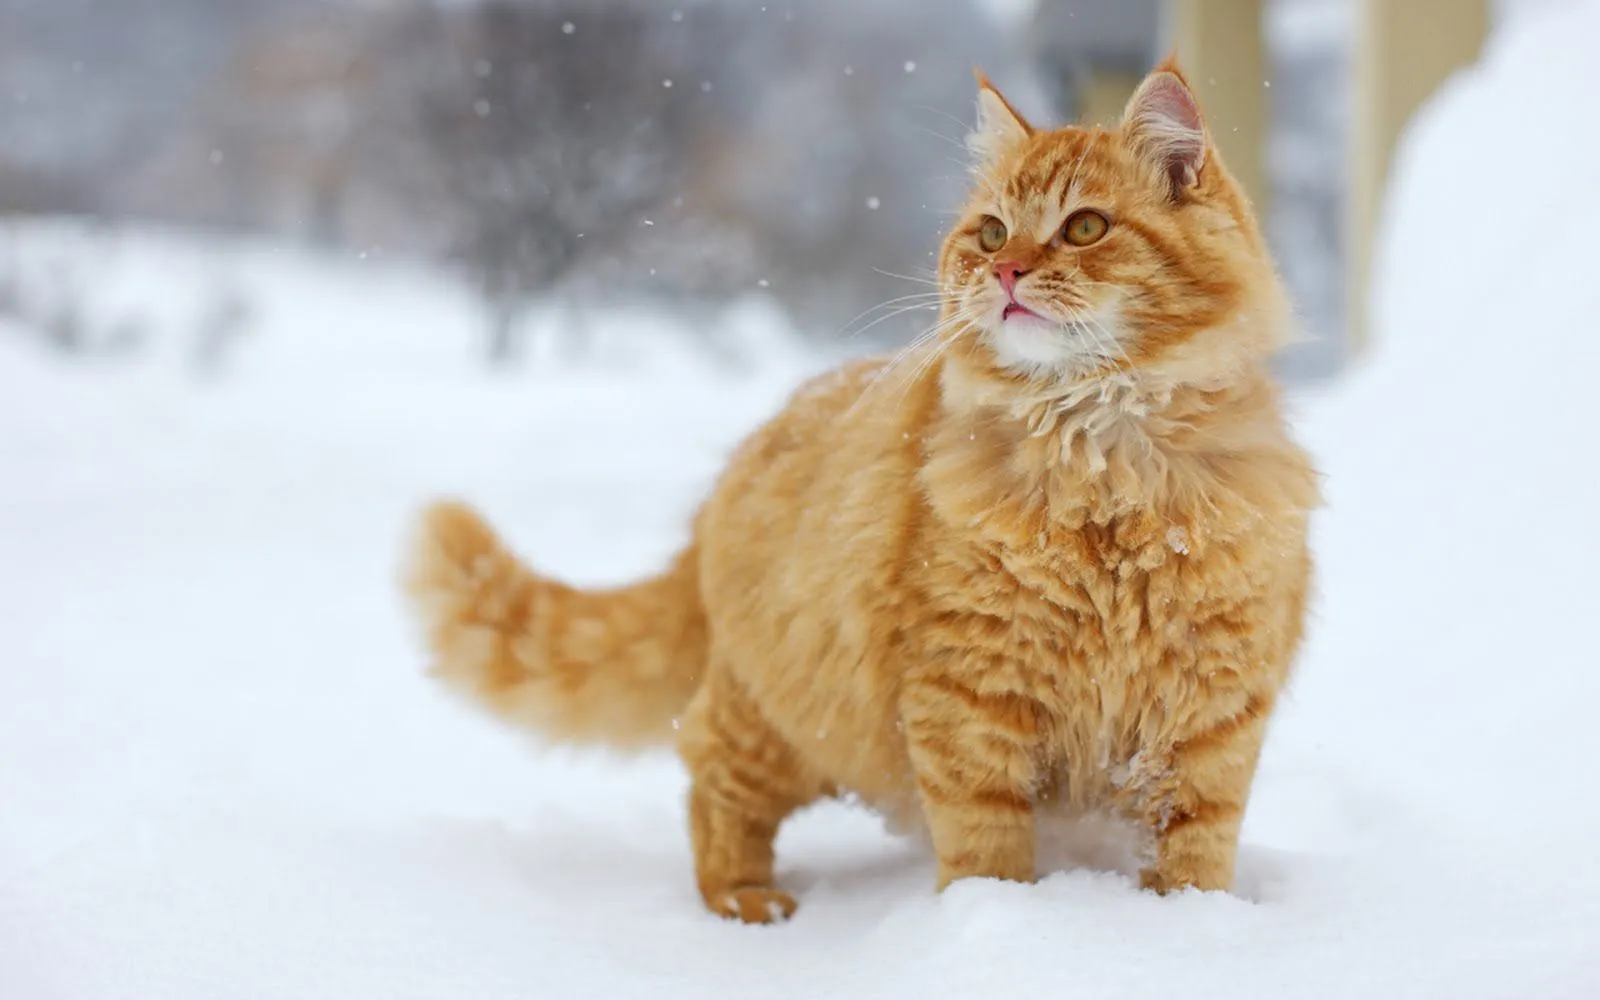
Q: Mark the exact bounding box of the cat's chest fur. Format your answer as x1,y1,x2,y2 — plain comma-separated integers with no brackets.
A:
907,390,1307,808
916,496,1244,693
898,505,1270,818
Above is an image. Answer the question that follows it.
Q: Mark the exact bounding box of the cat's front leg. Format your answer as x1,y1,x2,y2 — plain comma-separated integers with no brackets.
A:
1136,695,1272,894
900,670,1045,889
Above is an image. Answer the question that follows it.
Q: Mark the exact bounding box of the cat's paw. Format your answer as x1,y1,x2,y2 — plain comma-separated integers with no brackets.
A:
1139,866,1226,895
1139,868,1182,895
707,885,798,924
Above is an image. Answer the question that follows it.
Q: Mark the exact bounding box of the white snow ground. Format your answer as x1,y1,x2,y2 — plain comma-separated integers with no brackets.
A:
5,6,1600,996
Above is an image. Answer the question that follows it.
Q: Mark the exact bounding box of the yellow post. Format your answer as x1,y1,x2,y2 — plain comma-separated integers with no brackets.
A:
1078,70,1144,130
1348,0,1488,355
1168,0,1269,214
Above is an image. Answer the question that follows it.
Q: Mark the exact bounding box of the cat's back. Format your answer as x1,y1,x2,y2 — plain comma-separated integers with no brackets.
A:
700,355,913,529
696,348,934,664
694,352,937,799
725,356,889,472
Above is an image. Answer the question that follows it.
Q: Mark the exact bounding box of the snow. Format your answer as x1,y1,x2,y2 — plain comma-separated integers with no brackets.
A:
5,4,1600,995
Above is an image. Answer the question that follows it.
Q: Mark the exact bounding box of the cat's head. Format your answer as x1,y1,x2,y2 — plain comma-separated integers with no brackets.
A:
939,60,1291,390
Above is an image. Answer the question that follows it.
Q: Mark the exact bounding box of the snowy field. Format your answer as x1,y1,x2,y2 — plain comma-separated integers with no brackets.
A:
5,6,1600,997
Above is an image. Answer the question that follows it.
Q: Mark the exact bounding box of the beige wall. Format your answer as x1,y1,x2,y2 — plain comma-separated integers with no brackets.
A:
1169,0,1269,213
1077,70,1145,130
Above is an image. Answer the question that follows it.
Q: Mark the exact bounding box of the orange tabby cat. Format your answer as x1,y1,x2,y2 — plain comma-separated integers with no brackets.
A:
404,61,1319,924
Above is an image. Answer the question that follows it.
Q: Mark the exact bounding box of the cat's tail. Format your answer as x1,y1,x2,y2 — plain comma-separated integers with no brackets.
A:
402,500,706,749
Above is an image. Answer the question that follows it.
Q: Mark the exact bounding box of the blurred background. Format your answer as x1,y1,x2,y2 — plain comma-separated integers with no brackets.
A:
0,0,1376,380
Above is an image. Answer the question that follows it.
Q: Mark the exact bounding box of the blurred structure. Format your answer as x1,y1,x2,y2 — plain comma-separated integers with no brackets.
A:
1348,0,1487,353
1030,0,1162,128
1170,0,1270,216
1028,0,1490,374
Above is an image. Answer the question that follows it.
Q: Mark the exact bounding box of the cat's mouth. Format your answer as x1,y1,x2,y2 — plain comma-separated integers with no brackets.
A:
984,292,1114,375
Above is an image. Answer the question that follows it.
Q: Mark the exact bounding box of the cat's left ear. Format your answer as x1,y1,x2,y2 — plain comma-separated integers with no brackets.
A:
1122,60,1208,198
968,71,1032,170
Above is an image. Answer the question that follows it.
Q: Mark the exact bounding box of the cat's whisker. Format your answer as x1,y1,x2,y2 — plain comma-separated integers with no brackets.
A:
916,303,986,362
842,301,946,343
889,318,976,410
1064,302,1139,385
1061,303,1114,359
1090,328,1140,389
939,153,983,175
836,292,948,340
1066,296,1140,374
845,315,961,416
886,307,975,371
856,305,983,415
870,267,944,288
915,102,978,136
1039,264,1143,386
915,124,974,156
892,352,951,411
841,290,945,318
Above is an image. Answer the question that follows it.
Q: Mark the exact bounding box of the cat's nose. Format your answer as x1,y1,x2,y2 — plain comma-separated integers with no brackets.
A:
994,261,1032,296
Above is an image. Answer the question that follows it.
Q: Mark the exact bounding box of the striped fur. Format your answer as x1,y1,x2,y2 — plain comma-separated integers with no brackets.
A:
403,60,1318,922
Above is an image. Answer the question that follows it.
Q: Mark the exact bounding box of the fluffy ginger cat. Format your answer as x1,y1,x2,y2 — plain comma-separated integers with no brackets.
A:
404,60,1318,924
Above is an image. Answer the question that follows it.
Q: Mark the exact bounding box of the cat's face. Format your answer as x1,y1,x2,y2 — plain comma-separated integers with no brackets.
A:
939,64,1285,385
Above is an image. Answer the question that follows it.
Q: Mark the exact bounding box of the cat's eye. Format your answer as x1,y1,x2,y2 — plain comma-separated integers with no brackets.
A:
1063,210,1110,247
978,216,1008,252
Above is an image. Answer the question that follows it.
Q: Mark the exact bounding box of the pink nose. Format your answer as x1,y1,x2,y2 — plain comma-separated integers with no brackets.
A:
994,260,1031,296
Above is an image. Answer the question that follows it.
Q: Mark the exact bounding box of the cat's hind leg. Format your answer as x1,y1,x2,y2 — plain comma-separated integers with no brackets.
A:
677,665,821,924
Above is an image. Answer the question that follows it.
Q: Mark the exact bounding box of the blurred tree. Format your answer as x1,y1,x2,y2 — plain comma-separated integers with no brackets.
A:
381,0,1004,360
409,1,702,364
656,0,1002,343
0,0,1032,362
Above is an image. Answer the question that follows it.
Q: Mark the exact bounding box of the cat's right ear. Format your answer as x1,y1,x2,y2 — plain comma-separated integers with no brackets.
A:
1122,61,1208,199
968,71,1032,170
